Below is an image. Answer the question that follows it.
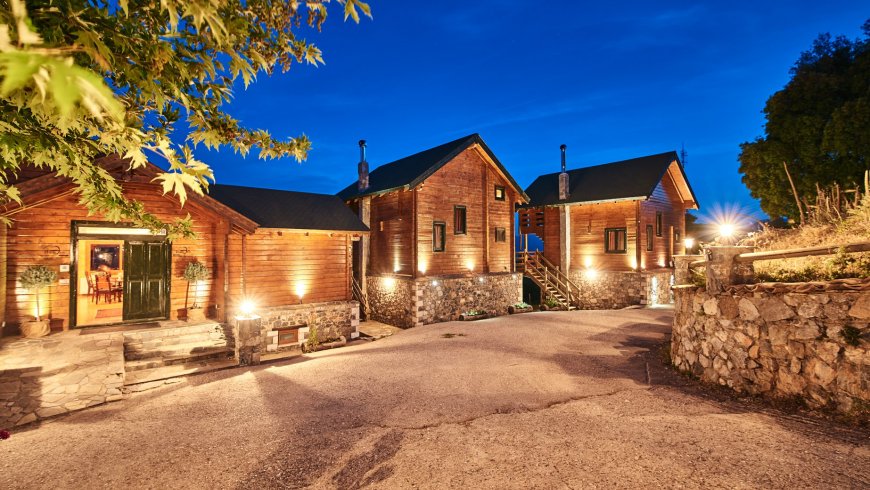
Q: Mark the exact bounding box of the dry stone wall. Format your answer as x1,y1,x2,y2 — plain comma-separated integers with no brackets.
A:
568,270,674,309
367,275,416,328
672,284,869,413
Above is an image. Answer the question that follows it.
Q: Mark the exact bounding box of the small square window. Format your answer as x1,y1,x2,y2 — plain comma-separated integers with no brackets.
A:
605,228,627,254
433,222,446,252
495,227,506,242
646,224,654,251
494,186,505,201
454,206,467,235
655,212,663,237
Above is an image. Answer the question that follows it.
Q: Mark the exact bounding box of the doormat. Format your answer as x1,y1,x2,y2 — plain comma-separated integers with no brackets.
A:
95,308,123,319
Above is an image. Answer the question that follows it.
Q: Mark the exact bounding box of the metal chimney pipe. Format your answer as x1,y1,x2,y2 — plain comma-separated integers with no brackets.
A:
560,144,567,172
558,144,569,200
357,139,369,191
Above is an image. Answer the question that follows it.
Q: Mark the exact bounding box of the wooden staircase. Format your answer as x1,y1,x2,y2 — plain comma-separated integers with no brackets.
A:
352,278,369,321
517,251,580,311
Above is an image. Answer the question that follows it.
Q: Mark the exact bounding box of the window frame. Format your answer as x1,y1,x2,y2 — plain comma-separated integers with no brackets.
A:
494,185,506,201
432,221,446,252
604,227,628,254
453,205,467,235
494,227,506,243
655,211,663,237
646,224,654,251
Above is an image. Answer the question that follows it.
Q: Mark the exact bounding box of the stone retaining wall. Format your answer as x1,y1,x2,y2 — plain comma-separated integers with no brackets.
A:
232,300,359,364
671,284,869,413
568,270,674,309
367,273,522,328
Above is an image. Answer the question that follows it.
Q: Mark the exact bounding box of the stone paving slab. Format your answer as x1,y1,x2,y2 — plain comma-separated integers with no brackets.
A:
358,320,402,339
0,330,125,426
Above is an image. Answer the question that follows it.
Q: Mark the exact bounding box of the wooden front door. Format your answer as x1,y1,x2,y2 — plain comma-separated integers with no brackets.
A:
123,241,169,321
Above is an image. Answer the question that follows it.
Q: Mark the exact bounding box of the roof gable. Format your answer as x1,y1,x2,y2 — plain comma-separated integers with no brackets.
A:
210,184,369,232
522,151,698,209
337,133,528,202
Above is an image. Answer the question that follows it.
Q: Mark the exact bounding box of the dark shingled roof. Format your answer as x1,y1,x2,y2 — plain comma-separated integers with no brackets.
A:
337,133,528,201
209,184,369,232
523,151,697,208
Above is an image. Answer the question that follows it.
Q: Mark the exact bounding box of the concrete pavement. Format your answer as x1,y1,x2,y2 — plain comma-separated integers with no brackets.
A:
1,308,867,489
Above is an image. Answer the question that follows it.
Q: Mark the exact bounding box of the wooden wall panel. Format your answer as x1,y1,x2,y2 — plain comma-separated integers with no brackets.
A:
640,170,686,269
4,183,230,327
368,191,413,275
567,200,639,272
485,166,516,273
227,230,352,309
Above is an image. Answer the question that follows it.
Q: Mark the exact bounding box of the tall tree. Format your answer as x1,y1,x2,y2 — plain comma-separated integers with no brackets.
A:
738,19,869,220
0,0,371,236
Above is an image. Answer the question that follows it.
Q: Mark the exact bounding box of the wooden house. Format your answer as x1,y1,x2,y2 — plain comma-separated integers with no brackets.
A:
337,134,529,327
518,148,698,309
1,159,367,350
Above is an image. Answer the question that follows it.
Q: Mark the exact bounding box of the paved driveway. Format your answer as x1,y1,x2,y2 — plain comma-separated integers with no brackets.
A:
2,309,867,488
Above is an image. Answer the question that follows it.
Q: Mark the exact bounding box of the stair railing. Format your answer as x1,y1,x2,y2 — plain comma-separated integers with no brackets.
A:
517,251,581,308
352,278,369,319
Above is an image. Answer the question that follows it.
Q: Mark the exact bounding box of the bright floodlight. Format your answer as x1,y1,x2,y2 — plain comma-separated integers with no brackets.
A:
719,224,735,238
683,237,695,250
240,299,256,316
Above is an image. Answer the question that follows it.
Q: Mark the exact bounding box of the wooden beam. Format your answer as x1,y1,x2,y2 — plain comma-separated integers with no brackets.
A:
735,242,870,263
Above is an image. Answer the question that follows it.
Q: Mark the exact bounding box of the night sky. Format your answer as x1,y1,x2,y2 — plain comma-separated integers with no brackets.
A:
197,1,867,223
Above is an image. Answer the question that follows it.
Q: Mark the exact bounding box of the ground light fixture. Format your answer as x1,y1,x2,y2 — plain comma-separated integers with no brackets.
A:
683,237,695,253
582,267,599,280
239,299,257,317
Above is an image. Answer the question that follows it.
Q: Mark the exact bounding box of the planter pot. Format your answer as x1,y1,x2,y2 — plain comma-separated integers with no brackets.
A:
21,320,50,338
186,308,207,322
508,306,533,314
460,312,488,321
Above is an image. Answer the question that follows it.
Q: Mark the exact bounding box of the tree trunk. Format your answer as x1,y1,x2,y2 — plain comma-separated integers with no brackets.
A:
783,161,804,225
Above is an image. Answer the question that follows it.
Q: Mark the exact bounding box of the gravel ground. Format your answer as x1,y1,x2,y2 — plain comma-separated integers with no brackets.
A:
2,308,867,489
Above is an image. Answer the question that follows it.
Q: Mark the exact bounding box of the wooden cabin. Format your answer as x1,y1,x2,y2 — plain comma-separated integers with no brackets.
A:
337,134,529,327
519,148,699,309
1,158,367,346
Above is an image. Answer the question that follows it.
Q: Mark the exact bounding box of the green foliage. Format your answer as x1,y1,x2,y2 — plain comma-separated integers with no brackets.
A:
543,296,560,308
183,260,209,282
513,302,531,309
840,326,863,347
0,0,371,237
738,20,870,220
464,309,485,316
19,264,56,290
306,325,319,352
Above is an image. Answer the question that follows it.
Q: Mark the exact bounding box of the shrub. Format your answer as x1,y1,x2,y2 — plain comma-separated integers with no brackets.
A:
19,265,57,321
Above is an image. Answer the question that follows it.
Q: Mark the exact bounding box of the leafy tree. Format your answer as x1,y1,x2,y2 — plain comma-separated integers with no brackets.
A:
738,19,869,220
0,0,371,236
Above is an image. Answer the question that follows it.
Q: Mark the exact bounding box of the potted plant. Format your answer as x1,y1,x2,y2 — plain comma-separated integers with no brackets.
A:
508,301,533,314
539,296,562,311
19,265,57,337
460,309,488,321
183,260,209,322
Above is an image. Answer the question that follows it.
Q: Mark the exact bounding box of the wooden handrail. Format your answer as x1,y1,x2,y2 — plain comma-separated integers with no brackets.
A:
352,278,369,315
734,242,870,263
517,251,580,305
687,241,870,269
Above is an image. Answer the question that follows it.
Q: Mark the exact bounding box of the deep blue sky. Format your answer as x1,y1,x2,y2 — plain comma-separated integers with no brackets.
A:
199,1,867,222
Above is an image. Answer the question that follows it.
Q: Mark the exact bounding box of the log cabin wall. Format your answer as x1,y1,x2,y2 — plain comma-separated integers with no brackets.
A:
368,190,414,275
639,171,686,269
414,147,516,276
3,183,231,328
227,230,352,308
568,200,640,272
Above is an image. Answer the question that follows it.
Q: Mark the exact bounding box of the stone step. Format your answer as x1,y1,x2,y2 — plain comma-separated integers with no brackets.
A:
122,322,224,342
124,339,230,360
124,346,234,372
124,330,228,351
123,358,239,388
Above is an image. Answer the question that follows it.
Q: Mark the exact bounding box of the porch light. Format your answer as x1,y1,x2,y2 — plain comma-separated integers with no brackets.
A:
583,256,593,268
465,260,475,271
418,260,427,274
683,237,695,253
295,282,306,302
240,299,256,317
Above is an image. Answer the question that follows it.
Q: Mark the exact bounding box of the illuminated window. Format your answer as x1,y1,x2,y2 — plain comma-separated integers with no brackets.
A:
454,206,466,235
433,222,446,252
495,227,506,242
646,224,654,251
655,212,663,236
494,186,505,201
379,220,384,232
605,228,627,254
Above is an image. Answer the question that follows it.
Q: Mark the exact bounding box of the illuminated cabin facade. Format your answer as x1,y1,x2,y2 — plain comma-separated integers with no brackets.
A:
1,160,367,348
519,148,699,308
338,134,529,328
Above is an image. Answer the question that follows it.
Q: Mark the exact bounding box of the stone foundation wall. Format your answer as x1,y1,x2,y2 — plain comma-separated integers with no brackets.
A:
367,276,416,328
671,284,870,413
231,300,359,364
568,269,674,309
415,273,522,325
367,273,522,328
